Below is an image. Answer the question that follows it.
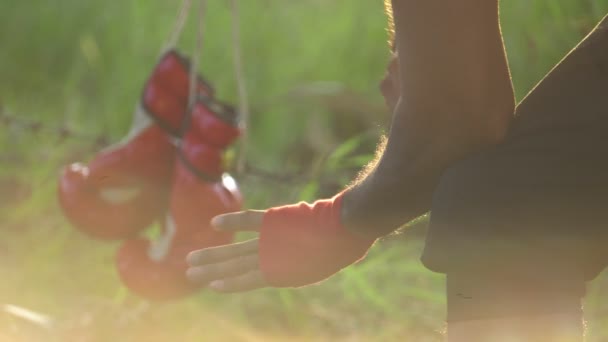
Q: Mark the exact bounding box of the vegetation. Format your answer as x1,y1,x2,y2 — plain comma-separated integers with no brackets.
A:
1,0,608,340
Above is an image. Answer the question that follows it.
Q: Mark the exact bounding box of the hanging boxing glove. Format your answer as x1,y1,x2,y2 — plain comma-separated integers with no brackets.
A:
117,173,239,301
142,50,214,134
115,218,204,300
169,98,242,242
189,95,240,148
170,139,242,242
58,126,175,239
115,97,242,300
58,50,212,240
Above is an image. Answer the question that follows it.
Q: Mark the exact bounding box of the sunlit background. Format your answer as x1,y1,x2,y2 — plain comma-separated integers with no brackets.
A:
2,0,608,340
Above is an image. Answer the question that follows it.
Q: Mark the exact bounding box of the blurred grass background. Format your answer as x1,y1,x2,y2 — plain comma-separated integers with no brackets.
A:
2,0,608,341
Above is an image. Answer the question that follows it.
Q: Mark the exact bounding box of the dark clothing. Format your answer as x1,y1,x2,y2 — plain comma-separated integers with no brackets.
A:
423,15,608,320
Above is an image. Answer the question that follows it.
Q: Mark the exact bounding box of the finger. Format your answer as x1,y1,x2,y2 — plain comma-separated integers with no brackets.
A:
208,270,268,293
211,210,265,232
186,254,259,284
187,238,259,266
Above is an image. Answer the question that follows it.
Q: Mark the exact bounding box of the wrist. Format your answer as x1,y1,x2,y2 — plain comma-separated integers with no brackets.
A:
340,186,384,239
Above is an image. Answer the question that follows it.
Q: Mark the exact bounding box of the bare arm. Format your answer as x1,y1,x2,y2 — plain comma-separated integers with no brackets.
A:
185,1,516,292
342,0,515,237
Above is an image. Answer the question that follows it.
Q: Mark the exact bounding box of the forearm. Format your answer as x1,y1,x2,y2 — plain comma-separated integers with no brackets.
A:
341,105,441,238
342,0,515,237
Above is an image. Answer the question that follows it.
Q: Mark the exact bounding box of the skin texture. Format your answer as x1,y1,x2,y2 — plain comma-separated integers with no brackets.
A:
186,0,514,292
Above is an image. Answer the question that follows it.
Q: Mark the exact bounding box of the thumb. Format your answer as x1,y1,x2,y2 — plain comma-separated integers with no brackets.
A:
211,210,265,232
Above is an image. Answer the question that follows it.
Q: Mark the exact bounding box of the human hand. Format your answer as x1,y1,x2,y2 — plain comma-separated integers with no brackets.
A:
186,195,376,292
186,210,269,293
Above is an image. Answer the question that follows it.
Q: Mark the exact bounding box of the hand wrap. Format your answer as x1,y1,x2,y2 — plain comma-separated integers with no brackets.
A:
259,193,376,287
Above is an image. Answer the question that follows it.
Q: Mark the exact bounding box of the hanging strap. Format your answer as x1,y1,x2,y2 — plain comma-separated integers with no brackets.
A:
175,0,207,139
230,0,251,174
187,0,206,123
162,0,194,54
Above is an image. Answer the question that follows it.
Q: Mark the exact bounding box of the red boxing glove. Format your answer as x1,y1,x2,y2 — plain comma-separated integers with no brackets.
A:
116,229,230,301
169,97,242,240
116,237,199,300
58,50,211,240
259,193,376,288
189,98,240,148
116,95,242,300
58,126,174,239
142,50,214,134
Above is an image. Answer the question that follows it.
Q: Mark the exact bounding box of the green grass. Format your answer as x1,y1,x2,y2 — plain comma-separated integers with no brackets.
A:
2,0,608,340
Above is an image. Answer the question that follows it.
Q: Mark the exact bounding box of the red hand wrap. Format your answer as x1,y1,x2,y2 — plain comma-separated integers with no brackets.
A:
259,193,376,288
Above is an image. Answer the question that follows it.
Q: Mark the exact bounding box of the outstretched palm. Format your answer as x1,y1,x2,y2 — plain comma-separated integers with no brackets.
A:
186,210,269,293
